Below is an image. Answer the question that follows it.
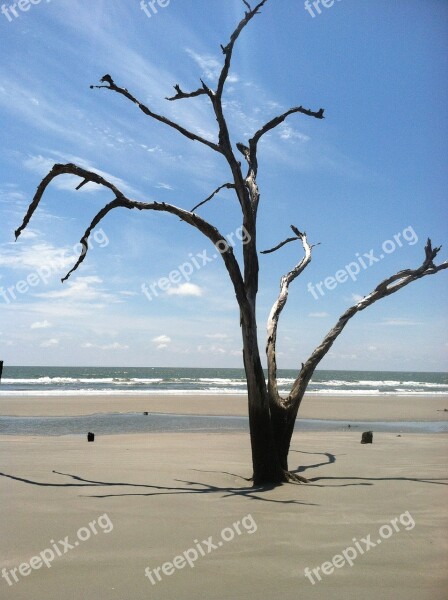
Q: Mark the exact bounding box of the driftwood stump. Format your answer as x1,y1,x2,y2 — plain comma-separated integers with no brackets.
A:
87,432,95,442
361,431,373,444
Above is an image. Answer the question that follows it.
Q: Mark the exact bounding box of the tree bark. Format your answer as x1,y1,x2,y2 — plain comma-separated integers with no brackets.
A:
241,311,285,484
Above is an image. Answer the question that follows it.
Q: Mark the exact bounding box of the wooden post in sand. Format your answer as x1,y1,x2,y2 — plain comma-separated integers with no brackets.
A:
0,360,3,383
361,431,373,444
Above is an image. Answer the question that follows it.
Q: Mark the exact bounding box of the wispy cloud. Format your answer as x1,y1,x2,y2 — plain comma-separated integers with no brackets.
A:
152,335,171,344
81,341,129,350
155,182,175,191
34,276,114,303
0,242,74,272
205,333,229,339
40,338,59,348
31,320,52,329
166,283,203,297
380,318,421,326
185,48,239,83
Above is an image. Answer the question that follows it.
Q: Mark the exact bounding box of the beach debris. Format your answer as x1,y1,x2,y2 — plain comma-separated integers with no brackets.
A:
87,432,95,442
143,411,149,415
361,431,373,444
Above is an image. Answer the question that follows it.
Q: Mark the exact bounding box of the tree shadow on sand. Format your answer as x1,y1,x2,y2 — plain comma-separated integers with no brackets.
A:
289,449,448,487
1,448,445,500
0,470,316,505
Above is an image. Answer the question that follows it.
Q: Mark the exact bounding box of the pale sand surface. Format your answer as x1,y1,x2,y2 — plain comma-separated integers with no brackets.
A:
1,430,447,599
1,393,448,421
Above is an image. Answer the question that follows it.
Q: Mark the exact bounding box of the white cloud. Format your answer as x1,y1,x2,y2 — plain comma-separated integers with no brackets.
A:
380,318,421,326
279,126,310,142
205,333,229,339
152,335,171,344
155,182,174,191
166,283,203,297
40,338,59,348
35,276,112,303
31,320,51,329
0,242,74,272
82,342,129,350
19,230,39,240
185,49,222,82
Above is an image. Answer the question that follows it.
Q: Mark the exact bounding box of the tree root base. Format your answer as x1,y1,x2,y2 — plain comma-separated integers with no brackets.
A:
283,471,309,484
252,470,309,486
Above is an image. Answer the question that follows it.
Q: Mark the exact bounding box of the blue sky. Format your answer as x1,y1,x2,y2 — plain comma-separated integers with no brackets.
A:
0,0,447,370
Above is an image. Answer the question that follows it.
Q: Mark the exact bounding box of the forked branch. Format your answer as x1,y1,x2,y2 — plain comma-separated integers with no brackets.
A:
263,226,314,401
15,164,249,314
166,83,208,102
245,106,324,176
288,239,448,405
90,75,222,154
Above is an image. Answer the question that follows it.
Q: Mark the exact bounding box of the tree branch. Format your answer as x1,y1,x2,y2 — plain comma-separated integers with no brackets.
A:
207,0,267,299
15,164,249,315
264,227,313,402
90,75,222,154
288,239,448,405
247,106,324,175
190,183,235,213
217,0,269,99
261,236,298,255
166,84,208,102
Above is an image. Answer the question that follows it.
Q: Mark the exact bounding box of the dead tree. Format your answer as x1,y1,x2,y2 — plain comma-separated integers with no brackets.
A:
16,0,447,485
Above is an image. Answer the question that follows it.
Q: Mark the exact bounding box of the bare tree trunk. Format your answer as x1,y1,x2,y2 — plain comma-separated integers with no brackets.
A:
241,313,285,484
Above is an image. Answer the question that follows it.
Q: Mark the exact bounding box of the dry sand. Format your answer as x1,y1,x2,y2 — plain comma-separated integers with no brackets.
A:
1,395,447,599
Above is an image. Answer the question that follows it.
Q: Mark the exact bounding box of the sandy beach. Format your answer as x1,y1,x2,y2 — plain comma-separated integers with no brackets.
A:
1,395,447,599
1,393,448,421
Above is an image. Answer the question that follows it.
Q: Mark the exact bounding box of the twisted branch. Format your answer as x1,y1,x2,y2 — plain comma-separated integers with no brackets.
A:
15,164,249,315
288,239,448,405
264,226,314,401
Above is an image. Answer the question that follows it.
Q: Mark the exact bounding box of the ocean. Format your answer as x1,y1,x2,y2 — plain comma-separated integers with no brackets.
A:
1,366,447,396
